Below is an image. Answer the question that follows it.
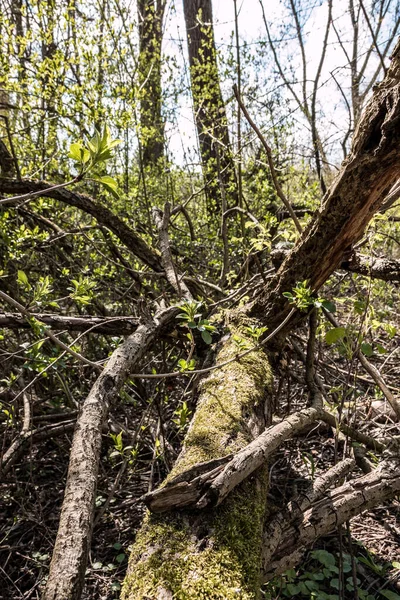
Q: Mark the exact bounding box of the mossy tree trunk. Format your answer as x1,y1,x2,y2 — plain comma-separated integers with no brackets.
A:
183,0,238,212
137,0,166,168
122,40,400,600
122,322,273,599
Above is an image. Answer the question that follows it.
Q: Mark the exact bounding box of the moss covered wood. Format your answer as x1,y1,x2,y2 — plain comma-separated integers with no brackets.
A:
122,321,272,600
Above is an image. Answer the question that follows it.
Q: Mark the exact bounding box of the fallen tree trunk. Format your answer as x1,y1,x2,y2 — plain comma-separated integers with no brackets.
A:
122,322,273,600
252,39,400,332
121,39,400,600
43,307,178,600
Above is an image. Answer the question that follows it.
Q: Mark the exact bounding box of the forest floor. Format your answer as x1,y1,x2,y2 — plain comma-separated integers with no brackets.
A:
1,297,400,600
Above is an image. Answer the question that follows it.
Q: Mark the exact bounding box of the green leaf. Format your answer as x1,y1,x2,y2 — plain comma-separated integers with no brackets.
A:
325,327,347,345
17,269,29,287
322,300,336,313
311,549,336,568
201,330,212,344
116,553,126,564
68,142,83,161
330,578,339,589
380,591,400,600
361,342,373,357
93,175,120,198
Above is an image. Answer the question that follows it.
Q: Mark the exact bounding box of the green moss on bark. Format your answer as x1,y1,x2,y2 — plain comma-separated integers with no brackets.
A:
122,321,272,600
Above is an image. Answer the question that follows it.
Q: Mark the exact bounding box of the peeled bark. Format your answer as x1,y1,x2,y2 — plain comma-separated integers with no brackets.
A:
252,38,400,332
263,456,400,580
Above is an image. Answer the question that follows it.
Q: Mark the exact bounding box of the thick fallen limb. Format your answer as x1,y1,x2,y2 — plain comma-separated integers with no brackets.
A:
261,458,356,570
0,312,139,335
142,406,323,512
0,178,162,272
341,252,400,281
43,306,178,600
263,456,400,580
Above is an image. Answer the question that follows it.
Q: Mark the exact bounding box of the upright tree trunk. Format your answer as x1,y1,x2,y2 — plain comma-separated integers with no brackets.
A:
183,0,237,211
137,0,166,168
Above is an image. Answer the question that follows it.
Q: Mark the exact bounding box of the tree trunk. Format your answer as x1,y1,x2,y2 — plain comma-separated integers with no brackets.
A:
122,322,272,599
183,0,237,211
137,0,166,168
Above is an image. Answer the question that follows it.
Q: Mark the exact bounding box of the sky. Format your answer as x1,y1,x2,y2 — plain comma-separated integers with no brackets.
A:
160,0,395,168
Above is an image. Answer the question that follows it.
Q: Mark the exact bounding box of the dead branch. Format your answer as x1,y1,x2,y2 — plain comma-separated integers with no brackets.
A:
0,312,139,335
262,458,357,569
152,202,193,300
43,306,178,600
341,252,400,281
0,178,162,272
263,456,400,580
142,406,323,512
0,420,76,476
233,84,303,234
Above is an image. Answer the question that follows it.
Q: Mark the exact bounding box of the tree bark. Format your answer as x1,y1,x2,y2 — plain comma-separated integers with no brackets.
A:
137,0,166,167
183,0,237,211
0,312,139,334
122,322,273,600
43,307,178,600
252,38,400,333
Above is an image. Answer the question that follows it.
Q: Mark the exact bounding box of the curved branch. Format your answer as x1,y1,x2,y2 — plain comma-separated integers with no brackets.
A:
0,178,162,271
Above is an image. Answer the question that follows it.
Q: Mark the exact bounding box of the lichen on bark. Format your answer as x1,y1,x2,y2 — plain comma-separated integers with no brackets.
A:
122,320,273,600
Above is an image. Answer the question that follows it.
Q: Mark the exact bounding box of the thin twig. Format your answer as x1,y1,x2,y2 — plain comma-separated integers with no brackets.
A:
233,84,303,234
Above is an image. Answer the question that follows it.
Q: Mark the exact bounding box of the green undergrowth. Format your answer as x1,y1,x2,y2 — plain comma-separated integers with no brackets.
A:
264,547,400,600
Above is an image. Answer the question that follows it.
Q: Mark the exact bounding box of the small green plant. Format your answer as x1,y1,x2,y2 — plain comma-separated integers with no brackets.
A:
109,432,138,465
68,125,122,197
264,548,400,600
176,301,216,344
173,401,192,430
283,280,336,313
244,324,268,342
67,275,96,307
177,358,196,372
